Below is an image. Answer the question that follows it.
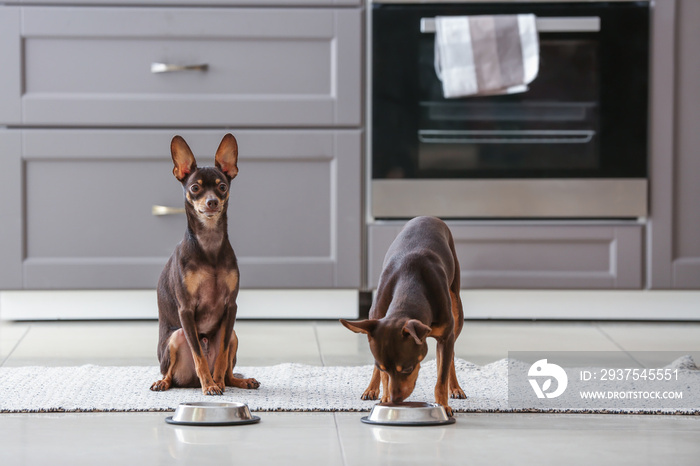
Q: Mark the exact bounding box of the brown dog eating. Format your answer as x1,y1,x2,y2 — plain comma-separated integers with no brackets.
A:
151,134,259,395
341,216,465,415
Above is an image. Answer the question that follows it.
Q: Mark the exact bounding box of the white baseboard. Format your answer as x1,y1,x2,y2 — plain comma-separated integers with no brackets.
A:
0,289,360,321
460,290,700,320
1,289,698,321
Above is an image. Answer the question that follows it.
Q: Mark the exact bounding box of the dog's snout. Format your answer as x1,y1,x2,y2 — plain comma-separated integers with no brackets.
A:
206,198,219,209
389,380,410,404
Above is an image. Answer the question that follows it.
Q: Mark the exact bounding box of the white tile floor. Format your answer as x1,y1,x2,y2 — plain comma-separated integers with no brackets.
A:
1,319,700,465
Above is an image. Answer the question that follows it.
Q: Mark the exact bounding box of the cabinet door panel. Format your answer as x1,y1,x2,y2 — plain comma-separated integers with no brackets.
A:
16,130,360,289
1,7,361,127
368,222,643,289
26,160,182,260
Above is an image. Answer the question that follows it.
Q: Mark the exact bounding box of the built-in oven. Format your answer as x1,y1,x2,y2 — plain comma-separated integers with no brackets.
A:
371,1,650,219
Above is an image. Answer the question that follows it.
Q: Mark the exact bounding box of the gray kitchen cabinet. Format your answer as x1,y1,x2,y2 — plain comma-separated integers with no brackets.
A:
11,0,360,4
647,0,700,289
0,1,364,292
0,132,22,289
0,6,361,127
0,129,361,289
368,221,644,290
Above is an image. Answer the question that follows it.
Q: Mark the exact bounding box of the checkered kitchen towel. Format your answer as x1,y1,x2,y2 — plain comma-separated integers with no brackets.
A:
434,14,539,98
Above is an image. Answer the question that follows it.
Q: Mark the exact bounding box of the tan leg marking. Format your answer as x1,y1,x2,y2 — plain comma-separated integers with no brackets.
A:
361,365,382,401
151,332,181,391
380,371,390,403
212,331,229,391
448,290,466,400
224,330,260,390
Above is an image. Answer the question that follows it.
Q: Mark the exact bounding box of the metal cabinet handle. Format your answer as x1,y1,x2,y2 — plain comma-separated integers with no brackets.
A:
150,63,209,74
152,205,186,216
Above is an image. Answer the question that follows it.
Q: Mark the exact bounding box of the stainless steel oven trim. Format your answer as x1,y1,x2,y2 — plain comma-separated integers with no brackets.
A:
420,16,601,34
372,179,648,219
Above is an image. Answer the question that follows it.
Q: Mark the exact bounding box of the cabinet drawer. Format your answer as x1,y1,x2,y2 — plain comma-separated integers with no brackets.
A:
368,221,644,289
0,7,361,127
1,129,361,289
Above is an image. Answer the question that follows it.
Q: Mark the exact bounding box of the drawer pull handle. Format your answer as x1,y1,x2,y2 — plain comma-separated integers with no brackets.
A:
152,205,186,216
150,63,209,74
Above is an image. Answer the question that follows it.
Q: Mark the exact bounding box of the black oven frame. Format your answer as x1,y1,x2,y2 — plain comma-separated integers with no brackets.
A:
371,1,650,182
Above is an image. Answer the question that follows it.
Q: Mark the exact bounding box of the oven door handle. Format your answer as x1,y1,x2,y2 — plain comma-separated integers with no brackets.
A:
420,16,601,34
418,130,595,145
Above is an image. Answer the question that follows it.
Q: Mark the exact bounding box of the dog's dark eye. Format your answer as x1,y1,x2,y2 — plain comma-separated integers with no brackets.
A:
402,366,414,374
218,183,228,193
189,185,200,194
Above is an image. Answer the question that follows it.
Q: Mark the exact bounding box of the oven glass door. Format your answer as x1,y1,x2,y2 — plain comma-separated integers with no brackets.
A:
372,2,649,181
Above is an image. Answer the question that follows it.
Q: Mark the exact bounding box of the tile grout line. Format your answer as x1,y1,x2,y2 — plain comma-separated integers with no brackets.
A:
0,324,32,367
594,323,645,368
313,322,327,367
333,412,350,466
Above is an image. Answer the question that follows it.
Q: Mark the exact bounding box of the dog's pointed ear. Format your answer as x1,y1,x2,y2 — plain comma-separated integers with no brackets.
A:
402,320,431,345
340,318,379,336
215,133,239,180
171,135,197,182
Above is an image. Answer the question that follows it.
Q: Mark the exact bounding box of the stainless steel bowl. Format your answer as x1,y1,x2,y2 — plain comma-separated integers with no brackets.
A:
361,402,455,426
165,402,260,426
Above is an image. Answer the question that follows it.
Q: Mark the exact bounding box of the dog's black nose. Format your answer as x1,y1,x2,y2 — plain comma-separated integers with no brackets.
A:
206,199,219,209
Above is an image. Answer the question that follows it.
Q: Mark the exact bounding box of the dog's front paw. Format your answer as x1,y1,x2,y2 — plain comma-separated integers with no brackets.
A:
229,376,260,390
361,388,380,401
444,405,454,418
241,377,260,389
450,387,467,399
202,384,224,396
150,379,170,392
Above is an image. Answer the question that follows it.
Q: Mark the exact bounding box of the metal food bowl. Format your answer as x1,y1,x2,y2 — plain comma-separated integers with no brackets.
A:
361,402,455,426
165,402,260,426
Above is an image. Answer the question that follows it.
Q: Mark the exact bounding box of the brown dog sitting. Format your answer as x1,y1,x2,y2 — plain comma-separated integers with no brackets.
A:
151,134,259,395
341,216,466,415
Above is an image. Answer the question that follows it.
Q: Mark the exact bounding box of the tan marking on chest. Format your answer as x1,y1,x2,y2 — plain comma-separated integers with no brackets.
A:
221,270,239,292
183,268,231,335
184,269,211,297
184,268,237,301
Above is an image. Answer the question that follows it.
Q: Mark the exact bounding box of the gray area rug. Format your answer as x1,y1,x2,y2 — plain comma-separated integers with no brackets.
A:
1,358,697,414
